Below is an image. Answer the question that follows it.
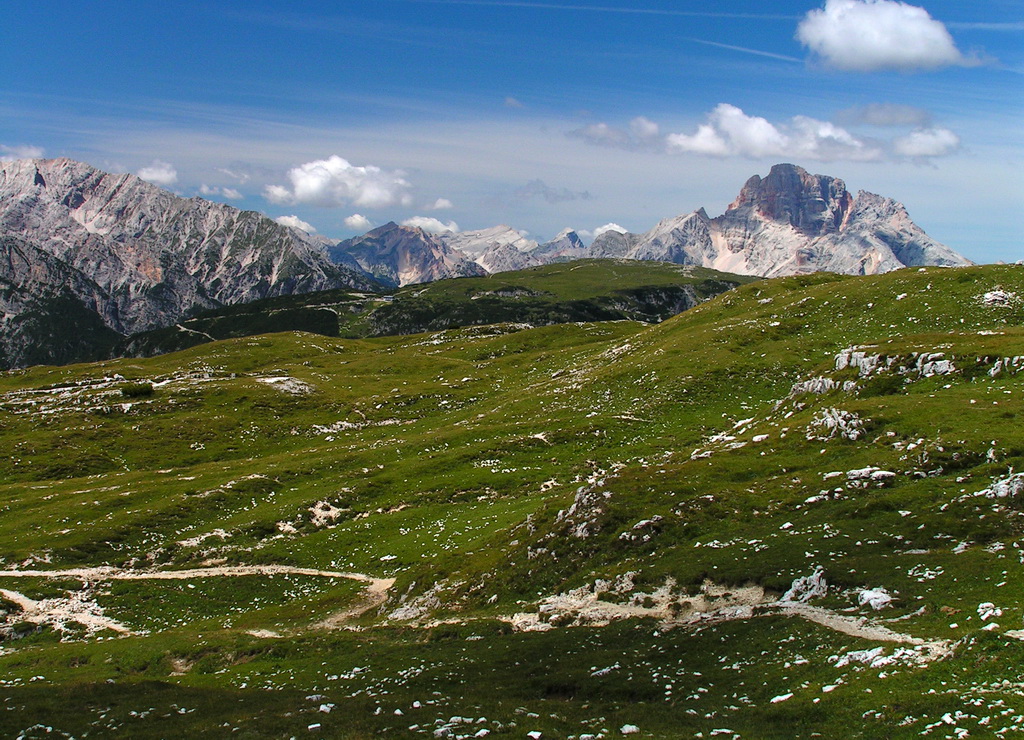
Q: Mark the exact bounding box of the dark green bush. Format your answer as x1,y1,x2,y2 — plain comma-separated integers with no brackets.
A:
120,381,155,398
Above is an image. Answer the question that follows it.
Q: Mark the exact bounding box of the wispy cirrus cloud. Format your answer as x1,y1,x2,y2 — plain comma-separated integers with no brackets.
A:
834,103,933,127
400,1,796,20
514,178,592,204
0,143,45,162
684,37,802,64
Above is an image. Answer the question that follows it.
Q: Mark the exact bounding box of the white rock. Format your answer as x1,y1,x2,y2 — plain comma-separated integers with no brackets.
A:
857,588,894,610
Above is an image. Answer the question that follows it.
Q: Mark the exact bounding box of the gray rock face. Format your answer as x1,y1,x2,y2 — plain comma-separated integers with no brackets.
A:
587,230,640,259
626,210,713,265
569,163,970,277
529,228,588,262
704,164,969,277
0,158,376,341
331,222,487,287
0,234,121,367
726,166,853,238
439,225,540,274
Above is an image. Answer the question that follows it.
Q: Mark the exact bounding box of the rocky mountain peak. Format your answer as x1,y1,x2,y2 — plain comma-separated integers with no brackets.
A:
727,163,853,238
439,226,540,274
0,157,377,366
332,221,485,288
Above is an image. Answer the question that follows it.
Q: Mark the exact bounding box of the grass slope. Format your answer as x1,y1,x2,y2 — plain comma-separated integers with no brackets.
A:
0,264,1021,738
118,260,752,358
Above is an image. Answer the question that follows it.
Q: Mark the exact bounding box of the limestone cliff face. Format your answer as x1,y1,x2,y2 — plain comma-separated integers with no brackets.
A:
705,164,968,277
627,210,714,265
331,222,487,288
439,225,541,274
725,165,854,238
587,230,640,259
569,163,970,277
0,234,121,367
528,228,588,262
0,158,376,341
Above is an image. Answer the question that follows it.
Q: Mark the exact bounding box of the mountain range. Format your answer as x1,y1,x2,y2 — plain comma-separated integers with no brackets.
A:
0,158,970,368
329,163,969,286
0,158,376,367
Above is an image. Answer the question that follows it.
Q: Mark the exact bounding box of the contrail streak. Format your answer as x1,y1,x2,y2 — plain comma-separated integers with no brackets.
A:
403,0,796,21
684,38,803,63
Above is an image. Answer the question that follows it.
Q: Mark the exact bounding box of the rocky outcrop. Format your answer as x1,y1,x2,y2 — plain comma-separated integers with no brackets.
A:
0,235,121,367
562,163,969,277
439,225,541,273
705,165,968,277
529,228,588,262
725,166,853,238
0,158,376,346
331,222,487,287
588,229,640,259
626,210,714,265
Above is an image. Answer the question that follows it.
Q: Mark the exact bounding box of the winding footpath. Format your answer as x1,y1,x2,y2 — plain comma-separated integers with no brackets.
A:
0,565,395,637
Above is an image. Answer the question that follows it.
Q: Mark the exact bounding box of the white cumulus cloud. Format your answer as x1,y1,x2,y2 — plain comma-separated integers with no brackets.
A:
199,184,243,200
431,198,454,210
594,223,628,238
137,160,178,186
402,216,459,234
630,116,660,140
0,144,45,162
274,215,317,233
344,214,374,231
667,104,883,161
797,0,977,72
892,127,960,157
265,155,412,209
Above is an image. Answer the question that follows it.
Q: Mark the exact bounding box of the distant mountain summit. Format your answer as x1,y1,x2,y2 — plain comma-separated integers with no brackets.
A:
0,157,376,367
705,163,969,276
279,162,968,288
330,222,486,288
0,158,973,369
558,164,969,277
438,225,540,274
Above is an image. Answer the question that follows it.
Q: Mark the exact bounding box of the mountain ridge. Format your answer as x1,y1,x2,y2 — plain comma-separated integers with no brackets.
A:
329,221,487,288
0,158,974,369
544,163,970,277
0,157,380,367
332,163,969,282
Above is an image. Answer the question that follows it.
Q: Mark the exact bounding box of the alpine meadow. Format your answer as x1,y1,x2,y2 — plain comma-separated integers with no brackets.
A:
1,0,1022,738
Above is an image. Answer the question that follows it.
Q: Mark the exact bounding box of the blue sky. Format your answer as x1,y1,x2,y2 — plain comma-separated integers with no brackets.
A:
2,0,1021,262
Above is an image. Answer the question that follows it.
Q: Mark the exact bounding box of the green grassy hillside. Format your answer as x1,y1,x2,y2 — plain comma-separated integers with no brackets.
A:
0,264,1021,738
118,260,752,358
